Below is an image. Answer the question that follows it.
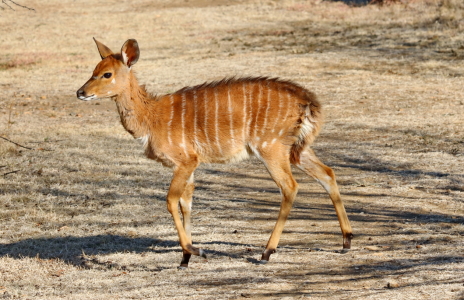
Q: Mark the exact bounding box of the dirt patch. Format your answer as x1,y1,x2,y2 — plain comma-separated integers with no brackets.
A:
0,0,463,299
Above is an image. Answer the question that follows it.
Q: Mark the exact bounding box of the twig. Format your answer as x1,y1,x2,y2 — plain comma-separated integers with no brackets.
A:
0,136,35,150
1,0,12,9
1,0,35,11
3,170,20,176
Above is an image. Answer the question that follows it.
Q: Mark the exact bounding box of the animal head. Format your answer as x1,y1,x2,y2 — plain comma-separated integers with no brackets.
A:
77,38,140,101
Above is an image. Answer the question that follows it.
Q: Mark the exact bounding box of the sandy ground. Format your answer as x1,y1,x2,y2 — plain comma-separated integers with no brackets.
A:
0,0,463,299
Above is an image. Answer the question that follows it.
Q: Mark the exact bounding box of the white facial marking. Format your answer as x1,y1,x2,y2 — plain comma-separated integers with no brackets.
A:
111,78,116,84
78,94,97,101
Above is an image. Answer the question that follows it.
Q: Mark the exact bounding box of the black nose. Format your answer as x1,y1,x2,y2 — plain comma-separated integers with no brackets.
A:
77,89,86,98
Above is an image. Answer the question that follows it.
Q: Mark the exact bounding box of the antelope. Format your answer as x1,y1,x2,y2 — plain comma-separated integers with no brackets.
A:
76,38,353,268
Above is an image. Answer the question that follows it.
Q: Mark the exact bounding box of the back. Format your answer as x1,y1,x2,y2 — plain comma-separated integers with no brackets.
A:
155,77,322,164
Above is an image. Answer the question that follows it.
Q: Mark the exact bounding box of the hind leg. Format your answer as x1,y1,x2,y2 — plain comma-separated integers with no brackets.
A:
296,148,353,250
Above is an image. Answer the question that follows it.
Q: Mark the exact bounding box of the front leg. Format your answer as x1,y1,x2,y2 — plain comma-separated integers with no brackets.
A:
166,163,205,267
179,174,195,268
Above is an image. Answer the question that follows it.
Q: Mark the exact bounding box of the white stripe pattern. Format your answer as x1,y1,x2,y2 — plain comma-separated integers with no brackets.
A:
193,90,199,149
253,83,262,139
181,93,188,156
214,88,223,154
262,81,271,135
227,85,235,147
203,89,211,149
167,95,174,144
242,83,247,143
247,83,253,138
272,86,282,133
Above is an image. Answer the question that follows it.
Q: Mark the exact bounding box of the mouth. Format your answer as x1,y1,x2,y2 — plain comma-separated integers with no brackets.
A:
78,94,98,101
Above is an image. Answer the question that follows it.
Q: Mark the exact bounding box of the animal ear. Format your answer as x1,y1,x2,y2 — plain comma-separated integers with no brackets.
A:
121,39,140,68
93,38,114,59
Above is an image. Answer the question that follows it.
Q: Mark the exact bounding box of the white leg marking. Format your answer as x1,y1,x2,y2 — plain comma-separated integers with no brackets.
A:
187,173,194,184
179,197,192,236
315,176,332,194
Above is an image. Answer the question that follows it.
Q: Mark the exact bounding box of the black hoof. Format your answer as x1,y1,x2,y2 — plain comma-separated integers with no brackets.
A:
335,248,350,254
186,244,207,258
199,248,207,259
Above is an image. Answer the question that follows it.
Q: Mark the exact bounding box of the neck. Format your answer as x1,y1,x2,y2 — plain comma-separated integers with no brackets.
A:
113,72,153,139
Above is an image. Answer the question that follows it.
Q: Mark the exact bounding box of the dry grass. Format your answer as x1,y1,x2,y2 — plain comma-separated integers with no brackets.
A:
0,0,463,299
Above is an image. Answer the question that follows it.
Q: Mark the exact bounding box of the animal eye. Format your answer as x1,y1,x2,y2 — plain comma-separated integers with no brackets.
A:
103,73,112,79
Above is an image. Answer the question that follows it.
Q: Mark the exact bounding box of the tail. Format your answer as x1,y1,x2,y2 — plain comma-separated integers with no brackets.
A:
289,89,323,165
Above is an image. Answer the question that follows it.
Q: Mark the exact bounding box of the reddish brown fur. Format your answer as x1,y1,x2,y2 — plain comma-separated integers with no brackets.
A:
77,39,352,268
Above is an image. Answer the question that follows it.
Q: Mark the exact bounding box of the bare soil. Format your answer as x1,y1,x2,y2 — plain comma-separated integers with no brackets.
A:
0,0,463,299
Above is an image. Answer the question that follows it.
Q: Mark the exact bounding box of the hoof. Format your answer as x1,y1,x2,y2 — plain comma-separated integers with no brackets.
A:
199,248,207,259
257,259,268,265
339,248,350,254
177,265,188,270
186,244,207,258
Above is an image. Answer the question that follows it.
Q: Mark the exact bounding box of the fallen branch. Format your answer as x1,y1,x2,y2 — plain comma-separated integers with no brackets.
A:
3,170,20,176
0,136,35,150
